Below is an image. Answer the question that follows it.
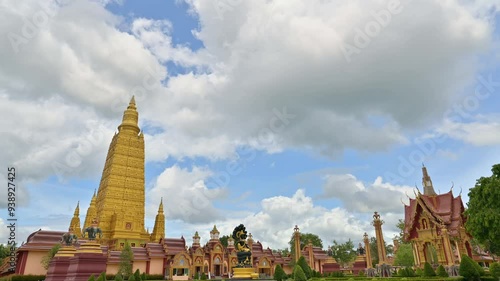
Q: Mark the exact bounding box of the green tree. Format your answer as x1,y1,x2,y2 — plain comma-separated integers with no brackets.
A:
114,274,123,281
393,243,414,266
395,219,406,244
141,272,147,281
219,235,230,248
293,265,307,281
436,265,449,277
289,233,323,260
88,275,96,281
273,248,290,257
97,272,106,281
128,274,135,281
41,243,61,270
134,269,141,281
329,239,357,267
274,264,286,281
459,254,481,281
296,256,312,279
423,261,436,277
490,262,500,280
465,164,500,256
200,272,207,280
118,242,133,278
368,237,393,266
0,244,11,266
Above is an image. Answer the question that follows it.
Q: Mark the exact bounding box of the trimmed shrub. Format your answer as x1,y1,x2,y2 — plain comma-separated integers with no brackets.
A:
331,271,344,278
415,268,423,277
274,264,286,281
88,275,96,281
194,271,200,280
114,274,123,281
460,254,481,281
293,265,307,281
358,270,365,277
141,273,147,281
423,262,436,277
436,265,449,277
201,272,207,280
145,275,164,280
134,269,141,281
398,267,415,277
97,272,106,281
474,261,486,276
10,276,47,281
297,256,312,279
127,274,135,281
490,262,500,280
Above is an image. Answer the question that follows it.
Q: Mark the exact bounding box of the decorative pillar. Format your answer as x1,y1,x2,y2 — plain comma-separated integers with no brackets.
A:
294,225,301,262
455,240,462,262
372,212,387,265
363,233,372,269
411,242,418,266
307,240,314,269
441,229,455,265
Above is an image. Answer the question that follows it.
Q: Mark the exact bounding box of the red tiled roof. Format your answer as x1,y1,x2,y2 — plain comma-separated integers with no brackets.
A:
17,230,65,252
404,191,467,239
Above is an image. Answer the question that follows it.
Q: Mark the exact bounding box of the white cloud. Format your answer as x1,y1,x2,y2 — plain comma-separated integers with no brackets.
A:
142,0,494,159
164,189,399,250
437,115,500,146
147,165,228,223
322,174,414,213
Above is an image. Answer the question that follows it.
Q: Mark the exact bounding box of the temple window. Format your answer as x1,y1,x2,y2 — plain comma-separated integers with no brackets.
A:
131,243,136,247
422,219,428,229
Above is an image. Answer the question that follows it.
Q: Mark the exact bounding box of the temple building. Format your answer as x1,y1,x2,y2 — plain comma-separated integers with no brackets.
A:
13,97,341,278
403,165,474,267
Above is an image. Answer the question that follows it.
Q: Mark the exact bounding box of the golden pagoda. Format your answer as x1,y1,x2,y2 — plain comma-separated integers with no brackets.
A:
92,96,150,249
150,198,165,242
69,202,82,237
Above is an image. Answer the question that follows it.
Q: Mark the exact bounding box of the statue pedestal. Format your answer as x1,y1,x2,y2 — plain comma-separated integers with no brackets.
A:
351,255,367,275
232,268,258,279
46,256,72,281
55,245,78,257
65,242,107,281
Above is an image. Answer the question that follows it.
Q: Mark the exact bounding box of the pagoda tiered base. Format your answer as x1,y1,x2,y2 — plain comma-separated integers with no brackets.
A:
232,267,259,279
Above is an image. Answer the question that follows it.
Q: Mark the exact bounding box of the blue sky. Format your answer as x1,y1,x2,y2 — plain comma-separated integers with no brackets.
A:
0,0,499,250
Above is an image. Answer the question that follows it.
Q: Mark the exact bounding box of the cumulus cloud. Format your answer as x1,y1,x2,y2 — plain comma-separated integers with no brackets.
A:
437,115,500,146
142,0,494,160
163,189,399,250
147,165,228,223
322,174,414,213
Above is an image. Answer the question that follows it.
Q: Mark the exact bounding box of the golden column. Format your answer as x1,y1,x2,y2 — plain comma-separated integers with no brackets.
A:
307,240,314,269
372,212,387,265
294,225,301,262
363,232,373,268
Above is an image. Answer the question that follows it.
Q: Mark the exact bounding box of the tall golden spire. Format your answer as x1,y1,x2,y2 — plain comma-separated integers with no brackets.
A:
422,164,437,196
118,96,140,135
83,190,97,232
150,198,165,243
69,201,82,236
95,97,148,248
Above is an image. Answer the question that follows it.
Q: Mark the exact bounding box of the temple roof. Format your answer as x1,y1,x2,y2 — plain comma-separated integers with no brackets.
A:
17,230,65,252
302,245,329,260
404,190,466,238
162,237,186,255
